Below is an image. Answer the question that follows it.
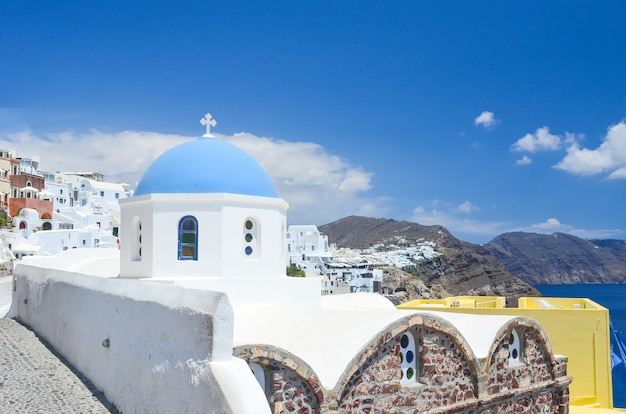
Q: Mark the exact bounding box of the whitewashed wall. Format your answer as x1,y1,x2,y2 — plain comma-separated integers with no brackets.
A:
10,264,270,414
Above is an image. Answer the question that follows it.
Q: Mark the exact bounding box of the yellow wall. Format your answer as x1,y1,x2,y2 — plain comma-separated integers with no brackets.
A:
399,296,614,409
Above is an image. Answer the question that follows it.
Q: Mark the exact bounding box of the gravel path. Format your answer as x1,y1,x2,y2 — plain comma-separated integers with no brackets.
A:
0,318,118,413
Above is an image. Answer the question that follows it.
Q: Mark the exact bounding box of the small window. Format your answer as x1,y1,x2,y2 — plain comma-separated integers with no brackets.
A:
243,218,258,259
132,218,142,261
400,332,418,386
178,216,198,260
507,330,523,366
115,193,119,199
100,191,105,197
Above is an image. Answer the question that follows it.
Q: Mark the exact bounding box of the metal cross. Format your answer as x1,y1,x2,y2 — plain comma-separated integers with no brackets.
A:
200,113,217,137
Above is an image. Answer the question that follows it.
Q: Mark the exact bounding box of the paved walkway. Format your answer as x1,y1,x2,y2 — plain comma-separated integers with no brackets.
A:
0,317,118,413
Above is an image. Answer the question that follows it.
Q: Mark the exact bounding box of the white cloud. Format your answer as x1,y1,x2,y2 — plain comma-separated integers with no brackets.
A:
474,111,498,128
2,129,189,186
515,155,532,166
411,201,507,241
553,120,626,178
0,129,382,226
608,167,626,179
456,201,479,214
511,127,562,153
221,132,379,223
411,203,625,243
533,217,562,229
514,217,624,240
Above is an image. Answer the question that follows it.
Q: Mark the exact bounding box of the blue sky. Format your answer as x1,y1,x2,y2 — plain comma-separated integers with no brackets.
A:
1,1,626,244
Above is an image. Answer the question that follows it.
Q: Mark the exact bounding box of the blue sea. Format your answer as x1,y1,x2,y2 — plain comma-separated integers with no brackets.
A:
536,284,626,406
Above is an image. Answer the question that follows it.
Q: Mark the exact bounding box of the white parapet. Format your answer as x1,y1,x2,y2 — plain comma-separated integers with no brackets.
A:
10,262,270,414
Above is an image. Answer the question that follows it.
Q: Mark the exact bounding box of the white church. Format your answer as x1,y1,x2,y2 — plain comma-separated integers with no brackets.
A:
9,114,571,413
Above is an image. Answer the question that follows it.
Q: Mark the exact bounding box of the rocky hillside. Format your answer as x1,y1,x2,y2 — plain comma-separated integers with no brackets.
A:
485,232,626,285
319,216,539,304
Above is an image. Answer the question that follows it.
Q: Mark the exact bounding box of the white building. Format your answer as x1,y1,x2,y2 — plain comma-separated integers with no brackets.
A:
8,169,125,256
55,172,128,212
286,224,383,294
286,224,333,264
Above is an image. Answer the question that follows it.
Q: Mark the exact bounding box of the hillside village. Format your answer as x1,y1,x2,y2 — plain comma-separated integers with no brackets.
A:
0,150,126,265
0,148,446,299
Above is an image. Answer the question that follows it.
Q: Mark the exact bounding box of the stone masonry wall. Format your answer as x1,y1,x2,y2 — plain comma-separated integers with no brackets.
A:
338,327,479,413
479,325,570,414
478,389,566,414
235,316,570,414
485,326,552,395
234,345,323,414
269,364,321,414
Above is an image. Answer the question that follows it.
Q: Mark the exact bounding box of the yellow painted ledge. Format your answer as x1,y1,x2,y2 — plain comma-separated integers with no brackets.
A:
570,406,626,414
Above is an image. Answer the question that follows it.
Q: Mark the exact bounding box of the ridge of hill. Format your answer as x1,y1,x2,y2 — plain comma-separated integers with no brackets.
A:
319,216,539,304
485,232,626,285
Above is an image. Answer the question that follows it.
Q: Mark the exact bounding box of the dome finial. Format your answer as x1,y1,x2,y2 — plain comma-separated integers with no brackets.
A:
200,113,217,137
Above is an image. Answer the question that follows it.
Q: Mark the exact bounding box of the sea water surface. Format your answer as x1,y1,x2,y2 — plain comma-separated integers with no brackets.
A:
536,283,626,407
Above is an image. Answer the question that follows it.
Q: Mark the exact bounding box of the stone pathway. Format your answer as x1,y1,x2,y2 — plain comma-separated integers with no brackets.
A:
0,318,118,413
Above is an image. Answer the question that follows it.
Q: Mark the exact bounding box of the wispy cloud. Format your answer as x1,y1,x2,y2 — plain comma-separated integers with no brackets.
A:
515,155,532,166
474,111,498,129
553,120,626,179
411,202,624,243
456,201,479,214
412,201,508,241
2,129,189,185
0,129,382,226
511,127,561,152
220,132,379,223
513,217,624,240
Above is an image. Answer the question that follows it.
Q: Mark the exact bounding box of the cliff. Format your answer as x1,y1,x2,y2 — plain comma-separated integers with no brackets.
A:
485,232,626,285
319,216,539,304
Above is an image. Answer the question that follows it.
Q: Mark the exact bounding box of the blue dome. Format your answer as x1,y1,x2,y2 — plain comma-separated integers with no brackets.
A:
134,138,277,197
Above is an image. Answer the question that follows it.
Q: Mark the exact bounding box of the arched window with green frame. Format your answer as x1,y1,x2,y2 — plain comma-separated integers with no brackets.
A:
178,216,198,260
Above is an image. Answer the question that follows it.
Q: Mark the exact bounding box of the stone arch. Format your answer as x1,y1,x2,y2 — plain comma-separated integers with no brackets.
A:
483,317,558,399
234,344,324,412
484,316,555,376
334,313,482,412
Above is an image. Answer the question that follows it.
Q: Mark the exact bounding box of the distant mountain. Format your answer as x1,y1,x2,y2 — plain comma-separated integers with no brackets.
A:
485,232,626,285
319,216,539,304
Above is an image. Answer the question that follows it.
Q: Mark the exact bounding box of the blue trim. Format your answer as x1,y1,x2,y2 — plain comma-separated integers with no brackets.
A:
178,215,198,261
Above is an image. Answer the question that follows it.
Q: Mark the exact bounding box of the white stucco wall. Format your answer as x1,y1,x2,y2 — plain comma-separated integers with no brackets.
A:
119,193,288,279
10,264,270,414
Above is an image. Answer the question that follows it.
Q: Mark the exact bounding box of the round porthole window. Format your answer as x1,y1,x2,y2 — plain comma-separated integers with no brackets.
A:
400,332,417,385
507,330,522,366
243,218,258,259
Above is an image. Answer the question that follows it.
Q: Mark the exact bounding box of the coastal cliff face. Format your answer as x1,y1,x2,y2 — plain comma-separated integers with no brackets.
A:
319,216,539,304
485,232,626,285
